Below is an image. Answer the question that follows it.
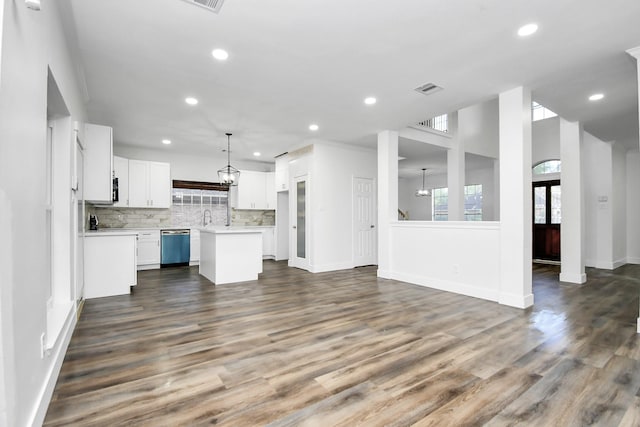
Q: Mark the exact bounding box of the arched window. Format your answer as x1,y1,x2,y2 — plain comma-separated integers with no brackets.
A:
533,160,561,175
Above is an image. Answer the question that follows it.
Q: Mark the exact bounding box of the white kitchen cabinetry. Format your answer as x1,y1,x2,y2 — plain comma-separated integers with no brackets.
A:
237,170,276,210
84,123,113,203
190,229,200,264
129,160,171,208
136,229,161,270
266,172,276,209
275,154,289,192
84,232,137,298
113,156,129,207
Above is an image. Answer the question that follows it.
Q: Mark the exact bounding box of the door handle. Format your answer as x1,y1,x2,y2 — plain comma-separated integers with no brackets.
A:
292,226,297,229
370,225,375,228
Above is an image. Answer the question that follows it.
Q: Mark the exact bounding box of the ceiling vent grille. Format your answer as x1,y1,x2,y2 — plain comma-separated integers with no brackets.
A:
181,0,225,14
414,83,443,96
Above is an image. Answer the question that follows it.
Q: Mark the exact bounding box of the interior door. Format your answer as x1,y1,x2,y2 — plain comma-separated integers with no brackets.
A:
290,175,309,270
353,177,377,266
533,180,561,261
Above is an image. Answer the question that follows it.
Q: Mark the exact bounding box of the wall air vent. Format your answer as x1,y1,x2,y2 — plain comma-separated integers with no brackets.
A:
414,83,443,96
180,0,225,14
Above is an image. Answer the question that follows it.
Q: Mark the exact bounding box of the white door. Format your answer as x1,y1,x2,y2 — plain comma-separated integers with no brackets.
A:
353,177,377,266
73,134,85,303
128,160,148,207
147,161,171,208
290,175,309,270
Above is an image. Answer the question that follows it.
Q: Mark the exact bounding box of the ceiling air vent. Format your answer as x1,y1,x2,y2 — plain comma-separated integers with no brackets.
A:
180,0,225,14
414,83,443,96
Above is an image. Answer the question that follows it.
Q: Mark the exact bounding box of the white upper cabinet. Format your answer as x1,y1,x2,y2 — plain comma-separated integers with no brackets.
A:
128,160,171,208
113,156,129,207
84,123,113,203
236,170,277,210
275,154,289,192
265,171,276,209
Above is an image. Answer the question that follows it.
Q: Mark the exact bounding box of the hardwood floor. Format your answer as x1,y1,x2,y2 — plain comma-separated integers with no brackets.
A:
44,262,640,426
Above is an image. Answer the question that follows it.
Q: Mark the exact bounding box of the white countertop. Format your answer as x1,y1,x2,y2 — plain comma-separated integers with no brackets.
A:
84,230,138,237
200,227,263,234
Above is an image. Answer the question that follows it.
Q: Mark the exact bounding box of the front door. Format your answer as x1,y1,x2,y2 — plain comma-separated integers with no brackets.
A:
533,180,561,261
353,177,376,266
290,175,309,271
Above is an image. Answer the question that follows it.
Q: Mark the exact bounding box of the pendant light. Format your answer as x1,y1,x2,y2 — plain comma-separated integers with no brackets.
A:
415,168,431,197
217,133,240,186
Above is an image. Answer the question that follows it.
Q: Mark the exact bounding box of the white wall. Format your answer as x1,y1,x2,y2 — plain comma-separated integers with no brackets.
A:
583,133,614,268
0,1,87,425
390,222,501,302
532,117,561,165
627,151,640,264
311,143,376,272
458,97,499,158
114,145,274,182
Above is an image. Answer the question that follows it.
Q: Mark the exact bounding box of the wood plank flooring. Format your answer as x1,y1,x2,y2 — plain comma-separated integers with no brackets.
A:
44,262,640,426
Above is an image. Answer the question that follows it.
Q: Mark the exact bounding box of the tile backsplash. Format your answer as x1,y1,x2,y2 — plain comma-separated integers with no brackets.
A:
90,204,275,228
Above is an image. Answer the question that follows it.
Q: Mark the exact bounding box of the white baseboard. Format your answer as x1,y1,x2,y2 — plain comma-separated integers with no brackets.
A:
627,257,640,265
559,272,587,284
612,259,626,269
377,269,393,279
637,318,640,334
137,263,160,271
389,271,500,304
30,307,77,427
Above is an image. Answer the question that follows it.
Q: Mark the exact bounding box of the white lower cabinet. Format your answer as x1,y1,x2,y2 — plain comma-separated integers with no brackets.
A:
255,227,275,259
136,229,161,269
190,229,200,264
84,233,137,298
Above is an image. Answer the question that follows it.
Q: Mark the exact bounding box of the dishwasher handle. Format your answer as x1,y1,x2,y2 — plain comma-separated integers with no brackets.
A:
161,230,190,236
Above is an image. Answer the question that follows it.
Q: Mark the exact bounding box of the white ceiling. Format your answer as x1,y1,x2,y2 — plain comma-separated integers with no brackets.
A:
66,0,640,165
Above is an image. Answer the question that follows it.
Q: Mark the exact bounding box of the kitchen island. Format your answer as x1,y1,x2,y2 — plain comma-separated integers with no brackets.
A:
199,228,263,284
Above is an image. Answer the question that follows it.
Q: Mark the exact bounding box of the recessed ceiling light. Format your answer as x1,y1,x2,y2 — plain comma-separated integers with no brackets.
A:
309,124,319,131
589,93,604,101
212,49,229,61
517,23,538,37
364,97,377,105
162,139,171,145
185,97,198,105
253,152,261,157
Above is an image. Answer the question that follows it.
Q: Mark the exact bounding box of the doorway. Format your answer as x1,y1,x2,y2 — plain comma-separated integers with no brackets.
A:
533,180,561,262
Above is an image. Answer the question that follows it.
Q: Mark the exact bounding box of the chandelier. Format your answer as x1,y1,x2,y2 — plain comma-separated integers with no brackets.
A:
217,132,240,186
415,168,431,197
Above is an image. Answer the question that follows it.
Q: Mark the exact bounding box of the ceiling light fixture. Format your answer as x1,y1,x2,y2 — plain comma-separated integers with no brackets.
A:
185,97,198,105
589,93,604,101
162,139,172,145
415,168,431,197
309,124,319,131
212,49,229,61
517,23,538,37
253,152,261,157
364,97,377,105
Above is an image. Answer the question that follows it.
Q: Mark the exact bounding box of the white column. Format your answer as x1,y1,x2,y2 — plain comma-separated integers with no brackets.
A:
447,142,465,221
498,87,534,308
626,46,640,332
377,130,398,279
559,119,586,283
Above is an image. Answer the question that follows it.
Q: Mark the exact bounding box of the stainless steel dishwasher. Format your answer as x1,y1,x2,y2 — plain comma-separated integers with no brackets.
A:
160,229,191,267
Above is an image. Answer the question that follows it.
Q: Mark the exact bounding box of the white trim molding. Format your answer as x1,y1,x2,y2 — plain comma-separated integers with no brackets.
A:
559,272,587,284
498,292,535,309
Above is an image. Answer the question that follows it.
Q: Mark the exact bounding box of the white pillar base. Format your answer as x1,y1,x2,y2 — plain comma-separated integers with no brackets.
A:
637,318,640,334
559,272,587,284
499,292,534,309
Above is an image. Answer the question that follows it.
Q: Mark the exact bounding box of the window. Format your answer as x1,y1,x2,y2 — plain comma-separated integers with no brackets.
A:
532,102,557,121
432,185,483,221
171,181,228,227
533,160,561,175
432,187,448,221
417,114,448,133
